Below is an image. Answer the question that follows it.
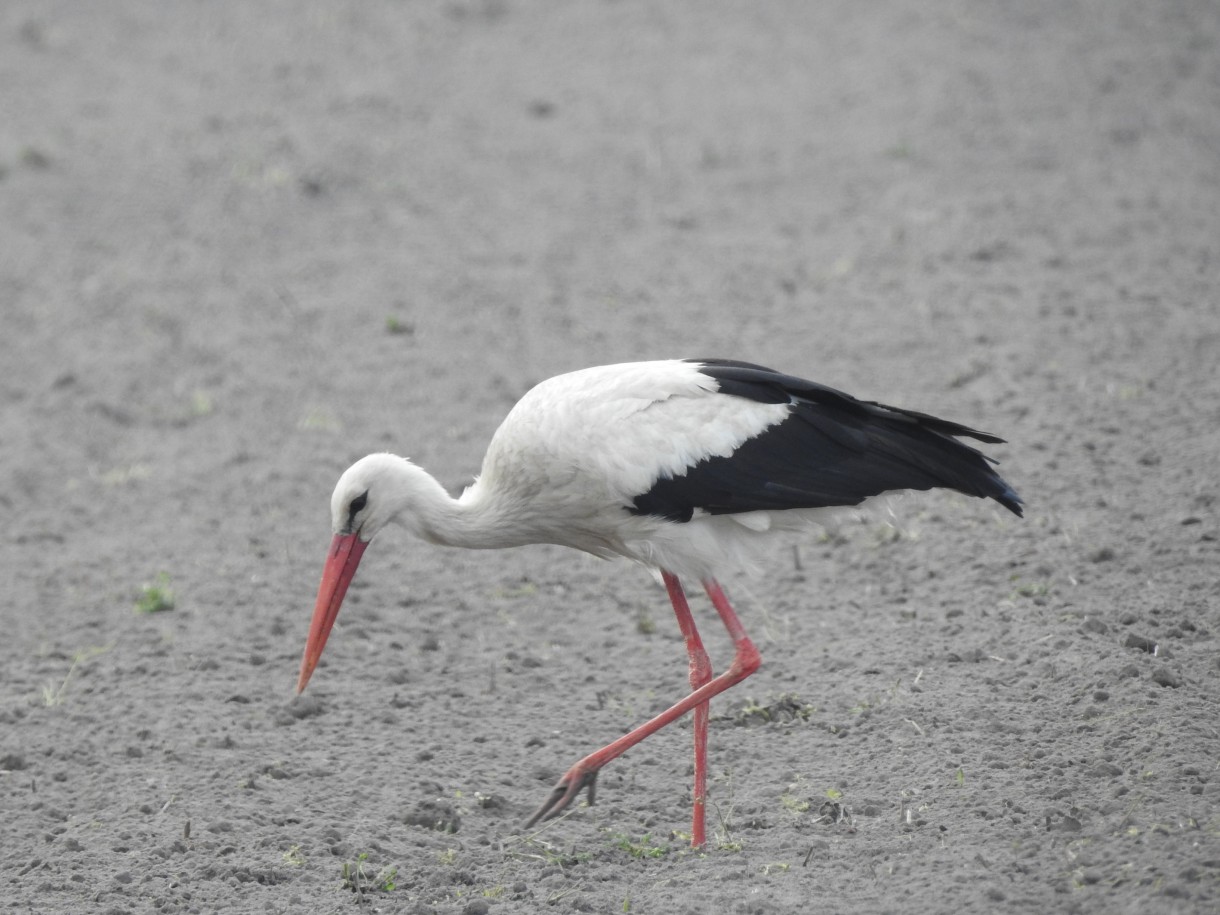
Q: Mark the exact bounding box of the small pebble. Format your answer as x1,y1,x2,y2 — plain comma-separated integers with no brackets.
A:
1152,667,1182,689
1123,634,1157,654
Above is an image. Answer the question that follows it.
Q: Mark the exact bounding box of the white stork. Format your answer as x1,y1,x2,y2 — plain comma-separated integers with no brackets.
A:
295,359,1022,848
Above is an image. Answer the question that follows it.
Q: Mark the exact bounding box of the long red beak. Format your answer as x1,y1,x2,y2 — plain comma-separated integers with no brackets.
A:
295,532,370,694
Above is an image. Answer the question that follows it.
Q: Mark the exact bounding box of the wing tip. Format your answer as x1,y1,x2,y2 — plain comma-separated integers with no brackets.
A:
995,485,1024,517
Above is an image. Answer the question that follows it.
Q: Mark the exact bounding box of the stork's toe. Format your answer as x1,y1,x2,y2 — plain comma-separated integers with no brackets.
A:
524,767,599,828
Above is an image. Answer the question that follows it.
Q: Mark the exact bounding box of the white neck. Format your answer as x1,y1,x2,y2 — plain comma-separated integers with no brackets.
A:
371,458,525,550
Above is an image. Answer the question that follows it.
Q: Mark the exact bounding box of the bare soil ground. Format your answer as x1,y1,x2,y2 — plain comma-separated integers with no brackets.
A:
3,2,1219,913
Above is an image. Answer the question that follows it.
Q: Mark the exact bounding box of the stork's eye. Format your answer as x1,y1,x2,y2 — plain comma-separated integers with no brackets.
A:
347,490,369,528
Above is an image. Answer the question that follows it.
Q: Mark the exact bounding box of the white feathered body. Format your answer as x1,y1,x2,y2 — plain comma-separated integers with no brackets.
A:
455,360,824,578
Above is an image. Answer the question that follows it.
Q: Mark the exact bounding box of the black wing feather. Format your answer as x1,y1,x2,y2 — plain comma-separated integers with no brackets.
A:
630,359,1023,522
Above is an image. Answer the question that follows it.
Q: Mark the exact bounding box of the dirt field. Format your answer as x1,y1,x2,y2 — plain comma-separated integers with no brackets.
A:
3,2,1219,913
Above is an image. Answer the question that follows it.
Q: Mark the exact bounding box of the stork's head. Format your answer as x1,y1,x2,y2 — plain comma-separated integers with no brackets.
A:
295,453,415,695
328,453,413,542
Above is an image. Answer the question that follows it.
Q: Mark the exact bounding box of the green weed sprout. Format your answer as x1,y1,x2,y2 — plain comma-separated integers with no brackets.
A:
135,573,175,614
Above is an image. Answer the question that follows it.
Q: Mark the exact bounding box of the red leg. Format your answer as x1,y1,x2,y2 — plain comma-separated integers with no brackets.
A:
525,574,760,849
662,571,713,848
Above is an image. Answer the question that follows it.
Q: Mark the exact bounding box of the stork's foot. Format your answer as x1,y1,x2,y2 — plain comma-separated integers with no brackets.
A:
524,765,599,829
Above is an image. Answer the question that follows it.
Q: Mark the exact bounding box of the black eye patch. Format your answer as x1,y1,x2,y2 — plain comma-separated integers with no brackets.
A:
347,490,369,529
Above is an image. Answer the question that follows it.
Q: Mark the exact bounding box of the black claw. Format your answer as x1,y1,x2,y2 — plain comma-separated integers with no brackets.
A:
523,770,599,830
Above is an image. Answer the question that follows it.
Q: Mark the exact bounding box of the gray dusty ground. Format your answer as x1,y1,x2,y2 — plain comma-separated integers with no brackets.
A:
3,2,1219,913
